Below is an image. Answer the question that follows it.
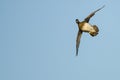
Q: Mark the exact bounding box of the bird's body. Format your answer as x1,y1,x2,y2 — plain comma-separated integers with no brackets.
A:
77,21,99,36
78,22,95,32
75,5,105,56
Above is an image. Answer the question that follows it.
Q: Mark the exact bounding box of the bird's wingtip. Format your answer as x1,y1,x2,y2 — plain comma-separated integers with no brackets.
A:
76,49,78,56
102,5,106,8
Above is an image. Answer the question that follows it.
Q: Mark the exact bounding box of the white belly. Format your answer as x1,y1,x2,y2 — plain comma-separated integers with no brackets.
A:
81,23,95,32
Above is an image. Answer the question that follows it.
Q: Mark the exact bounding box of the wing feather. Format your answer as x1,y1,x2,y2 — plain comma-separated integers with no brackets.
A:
84,5,105,22
76,30,82,56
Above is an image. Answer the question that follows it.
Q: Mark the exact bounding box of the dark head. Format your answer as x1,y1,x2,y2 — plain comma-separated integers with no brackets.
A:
93,25,99,32
76,19,80,24
89,25,99,37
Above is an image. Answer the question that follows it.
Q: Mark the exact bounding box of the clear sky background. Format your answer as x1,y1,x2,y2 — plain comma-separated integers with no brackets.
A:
1,0,120,80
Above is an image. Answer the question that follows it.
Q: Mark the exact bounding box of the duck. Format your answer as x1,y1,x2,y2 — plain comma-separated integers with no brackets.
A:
76,5,105,56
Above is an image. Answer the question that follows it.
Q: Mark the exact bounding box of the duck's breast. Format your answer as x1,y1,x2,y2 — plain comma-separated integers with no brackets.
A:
81,23,95,32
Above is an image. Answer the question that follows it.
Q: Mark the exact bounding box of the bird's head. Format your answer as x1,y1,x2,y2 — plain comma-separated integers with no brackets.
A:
76,19,80,24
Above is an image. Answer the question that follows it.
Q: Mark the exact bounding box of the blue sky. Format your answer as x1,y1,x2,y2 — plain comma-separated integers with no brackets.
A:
1,0,120,80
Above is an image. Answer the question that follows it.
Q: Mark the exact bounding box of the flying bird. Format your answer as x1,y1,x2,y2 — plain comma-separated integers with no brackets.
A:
76,5,105,56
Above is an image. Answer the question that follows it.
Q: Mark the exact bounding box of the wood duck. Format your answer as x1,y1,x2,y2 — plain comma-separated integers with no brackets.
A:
76,5,105,56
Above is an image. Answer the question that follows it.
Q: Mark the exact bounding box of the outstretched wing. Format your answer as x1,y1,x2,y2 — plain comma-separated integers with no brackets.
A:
76,30,82,56
84,5,105,23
